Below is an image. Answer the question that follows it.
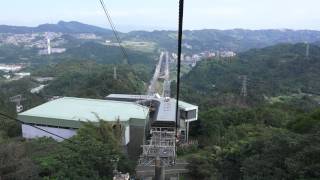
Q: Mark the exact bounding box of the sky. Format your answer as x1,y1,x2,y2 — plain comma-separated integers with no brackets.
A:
0,0,319,32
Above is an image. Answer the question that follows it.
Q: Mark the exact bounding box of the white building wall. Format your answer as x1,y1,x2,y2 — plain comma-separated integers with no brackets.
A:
22,124,76,142
22,124,131,145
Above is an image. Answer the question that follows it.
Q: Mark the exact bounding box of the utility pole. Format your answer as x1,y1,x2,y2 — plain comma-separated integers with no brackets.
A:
155,155,165,180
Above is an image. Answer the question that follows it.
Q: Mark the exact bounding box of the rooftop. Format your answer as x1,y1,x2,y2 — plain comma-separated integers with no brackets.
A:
173,100,198,111
107,94,198,111
106,94,153,100
156,98,176,122
106,94,198,123
19,97,149,123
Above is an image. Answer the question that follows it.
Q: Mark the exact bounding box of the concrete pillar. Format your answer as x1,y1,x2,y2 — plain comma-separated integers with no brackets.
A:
155,156,165,180
186,121,190,143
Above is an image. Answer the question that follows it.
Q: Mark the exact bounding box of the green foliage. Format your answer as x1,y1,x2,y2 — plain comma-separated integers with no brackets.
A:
35,121,133,179
187,104,320,180
181,43,320,108
0,44,38,63
0,138,41,180
34,61,147,98
288,109,320,134
59,42,156,65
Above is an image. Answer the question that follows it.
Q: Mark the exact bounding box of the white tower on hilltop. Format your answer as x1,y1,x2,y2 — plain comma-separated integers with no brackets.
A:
47,38,51,55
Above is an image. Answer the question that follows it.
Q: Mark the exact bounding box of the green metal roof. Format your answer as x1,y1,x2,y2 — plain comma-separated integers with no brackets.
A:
18,97,149,128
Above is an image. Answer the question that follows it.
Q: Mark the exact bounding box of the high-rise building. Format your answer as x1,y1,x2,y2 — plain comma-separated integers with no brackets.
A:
47,38,51,55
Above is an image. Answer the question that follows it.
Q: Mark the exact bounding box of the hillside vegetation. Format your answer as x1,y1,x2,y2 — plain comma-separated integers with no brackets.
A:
181,43,320,108
176,43,320,180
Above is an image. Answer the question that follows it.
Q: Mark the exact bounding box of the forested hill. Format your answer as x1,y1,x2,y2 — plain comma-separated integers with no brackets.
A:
33,61,148,98
125,29,320,52
61,42,156,65
181,43,320,107
0,21,114,35
2,21,320,52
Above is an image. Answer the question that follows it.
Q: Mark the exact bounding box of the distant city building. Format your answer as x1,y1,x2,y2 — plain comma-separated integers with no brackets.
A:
0,64,24,72
220,51,236,58
30,84,47,94
3,75,11,79
14,72,31,77
74,33,100,40
183,43,193,49
39,48,66,55
33,77,55,83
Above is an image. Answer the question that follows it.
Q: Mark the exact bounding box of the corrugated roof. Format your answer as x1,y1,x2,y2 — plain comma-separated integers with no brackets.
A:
107,94,197,111
106,94,152,100
19,97,149,123
175,100,198,111
156,98,176,122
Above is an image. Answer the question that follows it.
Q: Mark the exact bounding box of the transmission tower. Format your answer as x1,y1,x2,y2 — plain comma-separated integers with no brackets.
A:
306,42,310,58
113,66,117,80
240,75,248,97
9,95,26,113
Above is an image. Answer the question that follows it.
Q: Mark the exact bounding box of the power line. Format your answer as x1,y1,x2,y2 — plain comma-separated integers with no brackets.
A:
175,0,184,137
98,0,129,64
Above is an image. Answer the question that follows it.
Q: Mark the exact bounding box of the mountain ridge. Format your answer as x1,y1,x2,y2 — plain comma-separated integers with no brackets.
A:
0,21,113,34
2,21,320,52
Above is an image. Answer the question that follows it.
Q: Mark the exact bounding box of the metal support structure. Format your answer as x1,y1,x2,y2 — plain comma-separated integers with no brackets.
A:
306,42,310,58
186,121,190,143
240,75,248,97
9,95,26,113
138,1,185,179
139,127,176,167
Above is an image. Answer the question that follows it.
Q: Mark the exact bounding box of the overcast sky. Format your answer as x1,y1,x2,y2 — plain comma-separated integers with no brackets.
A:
0,0,319,32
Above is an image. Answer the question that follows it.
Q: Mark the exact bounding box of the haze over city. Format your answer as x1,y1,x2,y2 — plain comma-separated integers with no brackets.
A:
0,0,319,31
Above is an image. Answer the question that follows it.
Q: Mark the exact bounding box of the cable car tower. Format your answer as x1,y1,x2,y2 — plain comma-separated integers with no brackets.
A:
138,0,185,179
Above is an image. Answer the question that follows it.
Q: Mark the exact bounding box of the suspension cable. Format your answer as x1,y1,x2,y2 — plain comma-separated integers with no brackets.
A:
98,0,129,63
175,0,184,137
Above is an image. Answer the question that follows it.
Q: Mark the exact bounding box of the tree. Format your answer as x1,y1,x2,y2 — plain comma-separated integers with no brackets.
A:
36,120,133,179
